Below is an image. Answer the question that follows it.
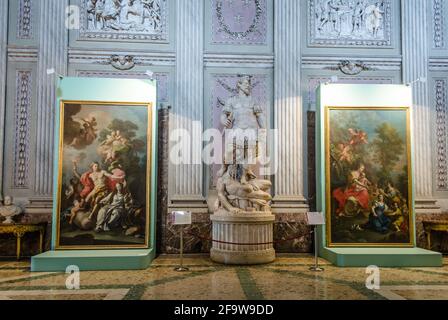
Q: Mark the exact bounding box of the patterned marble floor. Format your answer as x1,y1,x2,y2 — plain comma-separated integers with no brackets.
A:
1,254,448,300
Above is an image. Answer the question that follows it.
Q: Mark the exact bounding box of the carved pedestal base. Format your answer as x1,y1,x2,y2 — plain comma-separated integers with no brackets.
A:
210,209,276,265
415,199,441,214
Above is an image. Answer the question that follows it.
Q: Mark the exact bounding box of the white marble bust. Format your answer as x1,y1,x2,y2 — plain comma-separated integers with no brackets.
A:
0,196,22,224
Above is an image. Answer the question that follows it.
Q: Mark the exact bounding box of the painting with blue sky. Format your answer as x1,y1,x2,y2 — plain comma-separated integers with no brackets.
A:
326,107,413,246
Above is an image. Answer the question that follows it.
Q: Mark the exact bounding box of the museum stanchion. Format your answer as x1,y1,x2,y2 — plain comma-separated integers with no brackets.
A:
307,212,325,272
309,225,324,272
172,211,192,272
174,225,189,272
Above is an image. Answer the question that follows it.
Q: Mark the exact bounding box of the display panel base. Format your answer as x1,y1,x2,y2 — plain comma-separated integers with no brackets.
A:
31,249,155,272
321,247,442,267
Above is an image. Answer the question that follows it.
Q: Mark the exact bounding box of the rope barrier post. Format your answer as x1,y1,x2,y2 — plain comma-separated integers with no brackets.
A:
307,212,325,272
172,211,192,272
309,225,324,272
174,225,189,272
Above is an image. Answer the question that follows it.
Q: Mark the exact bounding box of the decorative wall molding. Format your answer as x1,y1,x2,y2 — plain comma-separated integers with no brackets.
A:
433,0,445,49
306,76,394,111
211,0,267,45
302,56,402,71
13,71,32,189
430,58,448,71
324,60,375,75
17,0,33,40
68,49,175,66
309,0,392,47
79,0,169,42
7,47,39,62
204,53,274,67
108,55,137,70
435,79,448,191
75,69,170,102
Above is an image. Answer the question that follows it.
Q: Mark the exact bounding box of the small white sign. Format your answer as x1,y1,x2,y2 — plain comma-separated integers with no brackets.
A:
307,212,325,226
171,211,192,226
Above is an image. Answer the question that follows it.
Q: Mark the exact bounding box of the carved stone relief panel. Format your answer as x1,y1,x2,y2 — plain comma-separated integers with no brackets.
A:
308,0,392,47
17,0,33,40
211,0,268,45
2,61,38,202
432,0,446,50
208,73,268,189
75,69,170,103
13,70,33,189
435,79,448,191
78,0,168,42
8,0,38,45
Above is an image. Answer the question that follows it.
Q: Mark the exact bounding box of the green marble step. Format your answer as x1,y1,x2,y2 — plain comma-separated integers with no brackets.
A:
31,249,155,272
321,247,443,267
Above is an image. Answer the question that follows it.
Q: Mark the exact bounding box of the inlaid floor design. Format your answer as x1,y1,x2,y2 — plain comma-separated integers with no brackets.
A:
0,255,447,300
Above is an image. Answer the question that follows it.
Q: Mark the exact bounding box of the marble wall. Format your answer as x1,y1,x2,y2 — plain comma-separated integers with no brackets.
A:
1,0,448,256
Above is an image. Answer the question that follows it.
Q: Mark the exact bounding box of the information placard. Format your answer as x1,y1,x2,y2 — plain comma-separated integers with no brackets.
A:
306,212,325,226
171,211,192,226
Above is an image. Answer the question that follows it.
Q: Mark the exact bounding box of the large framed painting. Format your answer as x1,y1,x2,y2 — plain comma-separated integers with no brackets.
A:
325,106,414,247
55,100,153,250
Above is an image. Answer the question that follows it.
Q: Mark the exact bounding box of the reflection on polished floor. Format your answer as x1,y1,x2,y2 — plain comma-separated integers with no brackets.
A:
1,254,448,300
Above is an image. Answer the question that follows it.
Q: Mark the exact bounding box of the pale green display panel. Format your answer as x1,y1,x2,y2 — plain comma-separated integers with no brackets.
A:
32,77,158,271
315,84,442,267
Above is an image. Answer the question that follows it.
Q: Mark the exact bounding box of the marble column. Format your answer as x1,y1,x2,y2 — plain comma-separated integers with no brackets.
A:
29,0,68,210
170,0,207,213
272,0,308,213
402,0,440,213
0,0,8,201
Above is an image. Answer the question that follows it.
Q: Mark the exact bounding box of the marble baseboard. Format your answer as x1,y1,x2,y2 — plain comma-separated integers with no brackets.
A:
416,212,448,252
274,213,313,253
162,221,212,254
159,211,313,254
6,210,446,257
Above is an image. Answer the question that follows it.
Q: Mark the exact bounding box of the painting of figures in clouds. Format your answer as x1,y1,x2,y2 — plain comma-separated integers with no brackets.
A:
55,101,152,249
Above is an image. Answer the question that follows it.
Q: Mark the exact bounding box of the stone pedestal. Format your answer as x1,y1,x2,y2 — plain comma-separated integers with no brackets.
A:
210,210,275,265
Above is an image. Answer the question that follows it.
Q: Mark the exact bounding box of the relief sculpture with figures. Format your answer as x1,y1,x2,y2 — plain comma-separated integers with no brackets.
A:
81,0,167,40
310,0,391,47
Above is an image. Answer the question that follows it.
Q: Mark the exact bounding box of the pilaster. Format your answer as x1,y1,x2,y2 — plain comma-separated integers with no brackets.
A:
29,0,68,210
272,0,308,213
0,1,8,200
402,0,440,213
170,0,207,213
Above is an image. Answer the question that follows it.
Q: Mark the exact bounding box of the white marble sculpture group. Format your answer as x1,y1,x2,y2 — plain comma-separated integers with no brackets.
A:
211,75,275,265
215,75,272,214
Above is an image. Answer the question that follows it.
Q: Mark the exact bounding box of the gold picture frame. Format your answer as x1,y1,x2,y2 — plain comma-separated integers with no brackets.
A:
324,106,415,247
55,100,153,250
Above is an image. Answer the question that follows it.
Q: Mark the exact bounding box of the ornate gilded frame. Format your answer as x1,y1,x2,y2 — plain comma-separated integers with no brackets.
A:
55,100,153,250
324,106,415,248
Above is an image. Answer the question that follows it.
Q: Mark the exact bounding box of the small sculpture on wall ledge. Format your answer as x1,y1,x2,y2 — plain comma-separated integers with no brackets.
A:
326,60,374,75
0,196,22,224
